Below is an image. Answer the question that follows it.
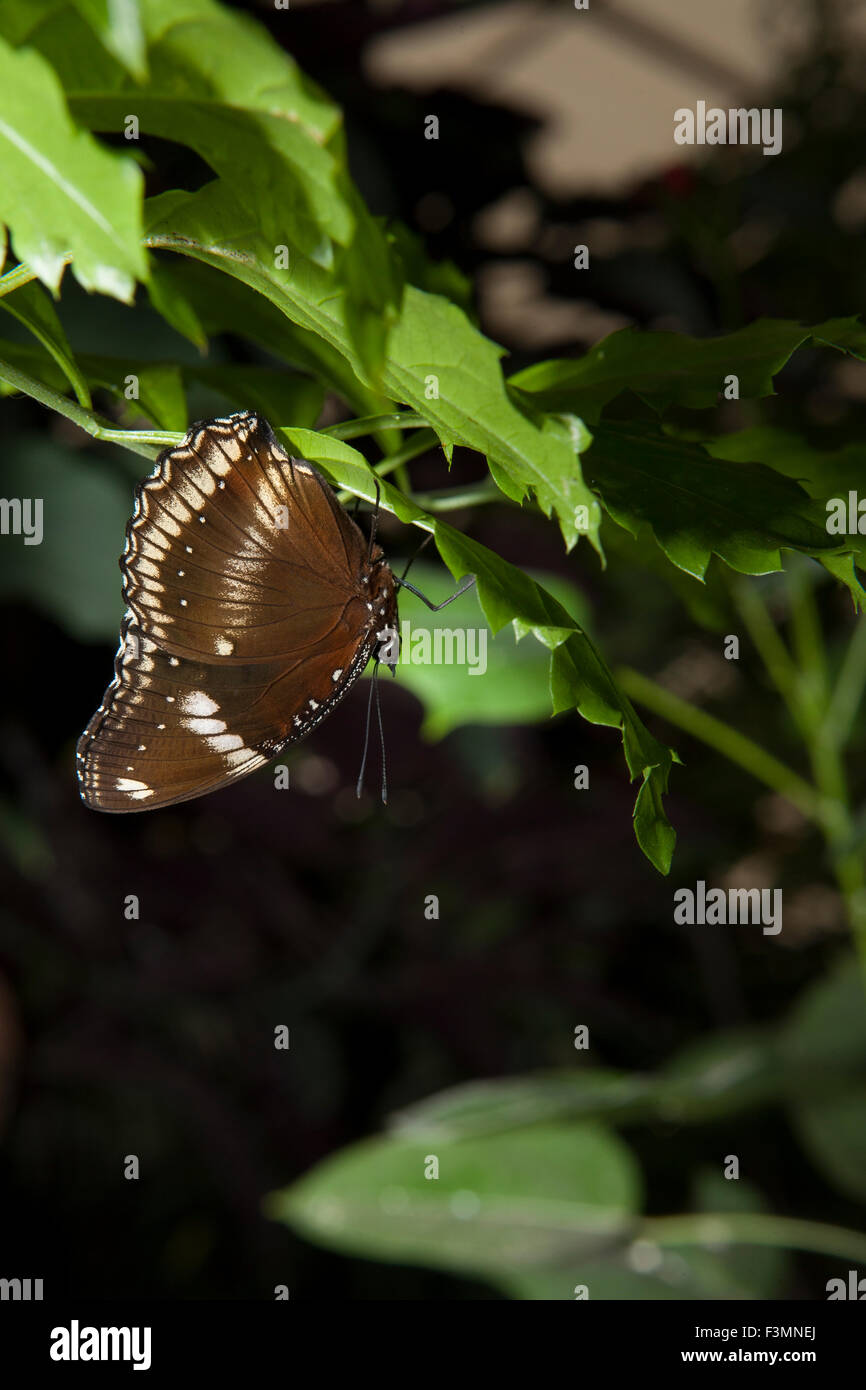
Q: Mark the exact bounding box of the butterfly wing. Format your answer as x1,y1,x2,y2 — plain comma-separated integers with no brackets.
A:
76,412,393,812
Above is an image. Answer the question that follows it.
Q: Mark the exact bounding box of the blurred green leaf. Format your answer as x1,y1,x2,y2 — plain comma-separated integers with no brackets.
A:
685,1171,789,1298
0,433,130,640
182,365,323,430
779,956,866,1202
382,562,592,739
792,1087,866,1204
391,1069,654,1141
777,955,866,1074
88,358,186,431
655,1028,781,1124
268,1123,641,1290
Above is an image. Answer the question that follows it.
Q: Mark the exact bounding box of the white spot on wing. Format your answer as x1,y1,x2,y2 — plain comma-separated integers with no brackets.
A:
207,733,246,753
181,691,220,716
187,718,227,735
116,778,154,800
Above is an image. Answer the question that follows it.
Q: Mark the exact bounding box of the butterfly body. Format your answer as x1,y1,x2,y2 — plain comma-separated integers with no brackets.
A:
76,412,398,812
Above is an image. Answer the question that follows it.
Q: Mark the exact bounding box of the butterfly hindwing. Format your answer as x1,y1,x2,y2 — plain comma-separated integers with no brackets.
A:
76,412,397,812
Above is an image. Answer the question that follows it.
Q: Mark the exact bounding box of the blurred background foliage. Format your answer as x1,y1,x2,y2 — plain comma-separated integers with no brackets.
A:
1,0,866,1299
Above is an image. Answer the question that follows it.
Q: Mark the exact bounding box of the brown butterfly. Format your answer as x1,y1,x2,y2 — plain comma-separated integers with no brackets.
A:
76,411,470,813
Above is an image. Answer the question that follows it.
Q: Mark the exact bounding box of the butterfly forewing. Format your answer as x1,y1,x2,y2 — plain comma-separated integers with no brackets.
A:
77,412,396,812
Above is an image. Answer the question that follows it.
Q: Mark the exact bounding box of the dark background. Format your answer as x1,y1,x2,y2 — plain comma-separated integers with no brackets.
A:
1,0,865,1299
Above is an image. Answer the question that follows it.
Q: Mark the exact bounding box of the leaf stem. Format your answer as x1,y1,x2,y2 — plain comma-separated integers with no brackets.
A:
413,480,505,512
0,263,45,298
0,356,167,460
617,665,824,823
323,412,427,439
643,1211,866,1263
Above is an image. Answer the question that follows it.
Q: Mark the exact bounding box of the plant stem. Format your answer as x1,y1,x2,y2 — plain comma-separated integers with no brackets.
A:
784,567,866,980
726,575,805,732
642,1212,866,1264
332,431,437,507
824,614,866,746
323,412,427,439
0,356,169,460
413,479,504,511
675,564,866,981
617,666,824,822
787,562,828,730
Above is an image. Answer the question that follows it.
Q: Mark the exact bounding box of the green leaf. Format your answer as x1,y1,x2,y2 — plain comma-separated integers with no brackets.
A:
0,33,145,300
510,316,866,423
182,364,324,430
267,1123,641,1290
549,631,676,873
707,425,866,600
779,956,866,1203
0,337,185,430
0,278,91,406
0,433,131,641
676,1172,789,1300
146,253,390,423
73,0,148,81
390,1070,654,1142
655,1028,781,1124
145,180,600,550
811,315,866,360
14,0,344,261
777,954,866,1076
585,420,839,580
279,427,676,871
386,304,599,550
145,260,207,350
91,358,187,431
0,335,323,432
510,321,811,421
15,0,402,371
79,356,323,433
791,1087,866,1203
508,1173,789,1301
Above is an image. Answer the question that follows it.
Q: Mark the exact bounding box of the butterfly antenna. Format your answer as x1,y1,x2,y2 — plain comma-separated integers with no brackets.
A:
375,664,388,804
356,657,378,798
399,531,434,583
